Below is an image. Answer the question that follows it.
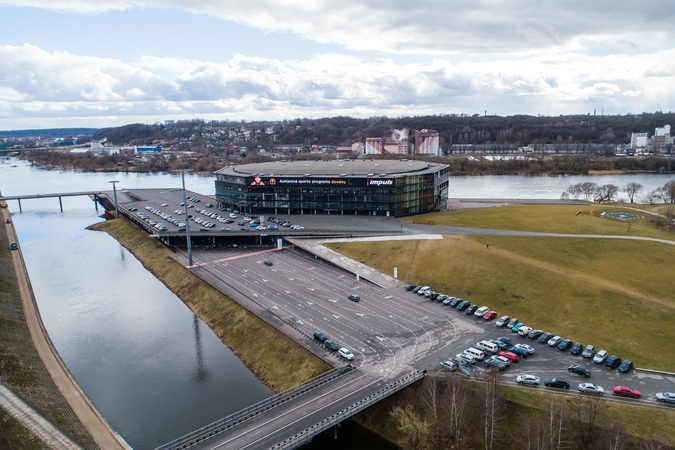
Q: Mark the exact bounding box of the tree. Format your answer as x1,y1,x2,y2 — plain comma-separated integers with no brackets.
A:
440,373,469,446
390,403,433,450
662,179,675,203
596,422,629,450
567,395,603,449
478,370,504,450
594,184,619,203
623,182,643,203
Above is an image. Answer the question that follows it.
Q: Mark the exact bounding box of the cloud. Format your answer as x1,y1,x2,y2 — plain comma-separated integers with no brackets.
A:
1,44,674,128
2,0,674,54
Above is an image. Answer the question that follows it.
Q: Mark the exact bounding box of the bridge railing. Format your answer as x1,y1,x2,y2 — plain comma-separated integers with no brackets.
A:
269,369,426,450
153,365,353,450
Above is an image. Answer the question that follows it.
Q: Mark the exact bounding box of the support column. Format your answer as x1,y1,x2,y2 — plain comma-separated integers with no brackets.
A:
334,424,338,440
58,196,63,213
17,199,22,213
93,194,99,212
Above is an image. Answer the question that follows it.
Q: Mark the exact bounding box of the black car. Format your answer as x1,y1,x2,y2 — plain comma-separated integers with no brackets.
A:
406,284,417,291
491,339,508,350
605,356,622,369
465,305,478,315
313,332,327,343
449,298,462,307
508,346,528,358
557,339,573,351
483,358,507,371
456,301,471,311
348,294,361,302
618,360,634,373
324,340,340,351
498,336,512,346
568,365,591,378
264,260,273,266
412,286,423,293
538,332,554,344
527,329,543,339
545,378,570,389
570,342,583,355
430,293,440,300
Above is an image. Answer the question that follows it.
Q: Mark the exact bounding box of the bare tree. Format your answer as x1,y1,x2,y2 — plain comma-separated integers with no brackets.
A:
390,403,432,450
624,182,643,203
479,370,504,450
640,437,670,450
596,422,630,450
662,179,675,203
515,414,549,450
594,184,619,203
440,373,469,446
643,188,663,204
421,375,441,444
567,395,603,449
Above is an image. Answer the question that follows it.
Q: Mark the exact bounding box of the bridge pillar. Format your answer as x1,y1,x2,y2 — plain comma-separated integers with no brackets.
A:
334,424,338,440
94,194,99,212
58,196,63,213
17,199,22,213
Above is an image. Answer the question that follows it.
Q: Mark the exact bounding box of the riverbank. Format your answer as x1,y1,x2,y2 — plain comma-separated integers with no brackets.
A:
0,208,108,449
90,218,330,392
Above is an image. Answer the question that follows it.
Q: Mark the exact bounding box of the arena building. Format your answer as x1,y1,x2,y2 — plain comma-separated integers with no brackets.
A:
215,159,448,217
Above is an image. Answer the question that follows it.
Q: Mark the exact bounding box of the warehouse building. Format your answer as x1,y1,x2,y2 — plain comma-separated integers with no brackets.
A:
215,159,448,217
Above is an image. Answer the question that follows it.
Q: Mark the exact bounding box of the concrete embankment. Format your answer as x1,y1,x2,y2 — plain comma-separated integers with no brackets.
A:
90,218,330,392
1,206,130,450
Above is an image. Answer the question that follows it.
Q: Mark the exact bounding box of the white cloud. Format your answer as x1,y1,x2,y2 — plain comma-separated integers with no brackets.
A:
1,43,674,128
2,0,674,55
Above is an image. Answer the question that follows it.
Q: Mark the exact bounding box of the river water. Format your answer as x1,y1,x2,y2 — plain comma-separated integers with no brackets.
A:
1,157,673,449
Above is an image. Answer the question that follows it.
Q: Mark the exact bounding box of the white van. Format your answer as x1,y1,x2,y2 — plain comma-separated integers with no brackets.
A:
477,340,498,354
474,306,489,317
464,347,485,361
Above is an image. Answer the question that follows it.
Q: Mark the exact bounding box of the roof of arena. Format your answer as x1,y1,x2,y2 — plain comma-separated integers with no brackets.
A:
216,159,446,178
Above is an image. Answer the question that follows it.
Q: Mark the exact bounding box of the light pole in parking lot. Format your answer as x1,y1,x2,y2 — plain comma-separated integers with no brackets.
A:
108,180,119,218
174,169,193,266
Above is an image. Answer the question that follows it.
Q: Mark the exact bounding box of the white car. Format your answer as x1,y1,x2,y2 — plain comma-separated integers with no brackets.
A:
494,355,511,366
417,286,430,295
456,353,476,364
515,343,535,354
229,213,237,218
516,374,540,385
547,336,562,347
257,226,266,231
578,383,605,395
474,306,489,317
517,326,533,336
338,348,354,361
593,350,608,364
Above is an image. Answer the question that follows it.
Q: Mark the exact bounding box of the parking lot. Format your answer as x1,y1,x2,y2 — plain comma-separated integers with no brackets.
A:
178,244,675,408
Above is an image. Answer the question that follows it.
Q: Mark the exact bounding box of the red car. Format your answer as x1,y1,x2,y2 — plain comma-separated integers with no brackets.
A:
612,386,642,398
483,311,498,320
499,351,519,362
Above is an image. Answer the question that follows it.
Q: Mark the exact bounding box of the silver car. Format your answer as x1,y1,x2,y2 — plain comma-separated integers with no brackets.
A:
516,374,540,385
578,383,605,395
656,392,675,404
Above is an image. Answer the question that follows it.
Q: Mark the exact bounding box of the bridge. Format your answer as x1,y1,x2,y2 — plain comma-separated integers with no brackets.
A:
0,191,109,213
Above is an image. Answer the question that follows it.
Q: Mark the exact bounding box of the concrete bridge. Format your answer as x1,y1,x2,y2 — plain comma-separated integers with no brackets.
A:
0,191,109,213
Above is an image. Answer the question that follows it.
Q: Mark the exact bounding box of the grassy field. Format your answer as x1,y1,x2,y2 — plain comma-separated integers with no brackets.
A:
91,218,331,392
403,203,675,240
326,236,675,371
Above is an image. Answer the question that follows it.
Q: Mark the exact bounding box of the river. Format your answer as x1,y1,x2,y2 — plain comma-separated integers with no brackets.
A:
1,158,673,449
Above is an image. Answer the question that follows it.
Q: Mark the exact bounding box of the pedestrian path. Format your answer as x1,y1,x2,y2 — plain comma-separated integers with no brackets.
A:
0,384,84,450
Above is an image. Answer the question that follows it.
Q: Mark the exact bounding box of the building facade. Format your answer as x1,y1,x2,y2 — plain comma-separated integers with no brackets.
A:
215,160,448,217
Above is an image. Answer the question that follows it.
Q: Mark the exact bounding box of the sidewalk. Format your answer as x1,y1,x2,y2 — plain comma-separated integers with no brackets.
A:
2,207,130,450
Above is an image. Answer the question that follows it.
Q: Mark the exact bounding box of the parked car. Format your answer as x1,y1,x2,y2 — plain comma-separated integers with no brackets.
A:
582,345,596,358
545,378,570,389
339,348,355,361
491,340,508,350
498,336,512,346
465,305,478,315
514,343,535,354
483,357,507,371
605,356,622,369
511,322,526,332
412,286,423,293
483,311,498,320
494,356,512,367
618,360,634,373
516,374,540,385
612,386,641,398
449,298,462,307
527,329,543,339
655,392,675,404
495,315,510,327
547,336,563,347
578,383,605,395
538,332,554,344
440,360,457,371
570,342,583,355
406,284,417,291
324,340,340,351
456,301,471,311
474,306,489,317
499,351,519,362
593,350,608,364
456,353,476,364
557,339,573,351
313,332,327,343
508,347,528,358
10,242,18,250
506,317,519,329
264,260,273,266
442,297,456,305
348,294,360,302
568,365,591,378
417,286,431,295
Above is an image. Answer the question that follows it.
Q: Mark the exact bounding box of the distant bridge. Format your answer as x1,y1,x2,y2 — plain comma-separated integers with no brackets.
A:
0,191,109,213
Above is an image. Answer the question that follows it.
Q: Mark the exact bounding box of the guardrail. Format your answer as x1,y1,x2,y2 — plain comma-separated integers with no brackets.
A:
268,369,426,450
153,366,354,450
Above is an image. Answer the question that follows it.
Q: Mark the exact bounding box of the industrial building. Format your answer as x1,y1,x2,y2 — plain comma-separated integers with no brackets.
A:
215,159,448,217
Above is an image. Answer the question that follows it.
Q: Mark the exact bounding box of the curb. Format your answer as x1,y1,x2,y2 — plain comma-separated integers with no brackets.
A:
635,368,675,377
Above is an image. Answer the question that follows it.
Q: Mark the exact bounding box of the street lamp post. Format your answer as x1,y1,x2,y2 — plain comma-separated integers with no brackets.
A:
108,180,119,218
174,169,193,266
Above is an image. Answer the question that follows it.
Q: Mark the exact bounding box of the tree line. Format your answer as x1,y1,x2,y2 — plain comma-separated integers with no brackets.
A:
561,180,675,204
385,372,670,450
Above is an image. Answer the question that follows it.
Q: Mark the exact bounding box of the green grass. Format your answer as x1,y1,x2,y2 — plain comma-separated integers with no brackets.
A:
326,236,675,371
403,204,675,240
91,218,331,392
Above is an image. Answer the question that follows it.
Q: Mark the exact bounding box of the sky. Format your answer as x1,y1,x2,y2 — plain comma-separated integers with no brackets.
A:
1,1,674,130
